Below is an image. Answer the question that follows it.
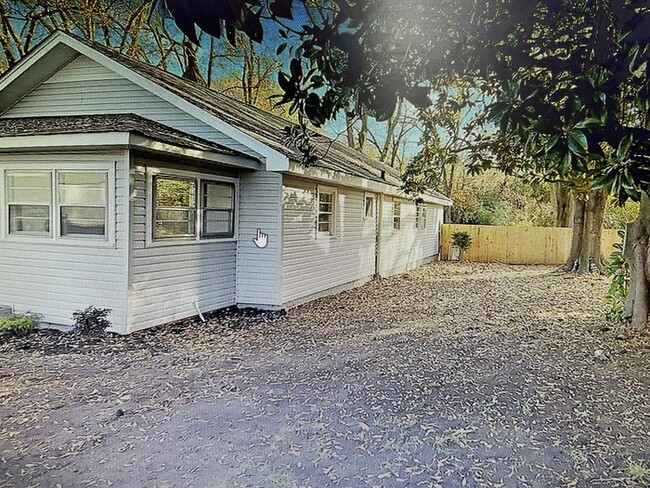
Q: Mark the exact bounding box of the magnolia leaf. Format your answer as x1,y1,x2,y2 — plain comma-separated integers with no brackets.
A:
568,131,588,156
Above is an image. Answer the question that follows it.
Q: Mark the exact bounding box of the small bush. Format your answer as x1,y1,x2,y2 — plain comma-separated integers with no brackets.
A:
72,306,112,335
451,231,472,251
0,313,40,337
604,228,629,323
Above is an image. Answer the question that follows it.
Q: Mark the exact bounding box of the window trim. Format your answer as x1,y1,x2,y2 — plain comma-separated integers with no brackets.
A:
146,167,239,247
151,174,198,241
316,185,337,237
363,192,375,220
201,180,236,239
57,170,109,239
5,170,52,238
416,203,427,231
393,199,401,230
1,163,115,247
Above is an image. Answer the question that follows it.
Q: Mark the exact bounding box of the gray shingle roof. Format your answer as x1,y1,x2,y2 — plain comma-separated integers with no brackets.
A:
0,113,249,158
71,35,407,186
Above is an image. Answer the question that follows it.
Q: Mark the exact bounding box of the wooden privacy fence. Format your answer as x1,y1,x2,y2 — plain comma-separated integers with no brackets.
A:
440,224,622,265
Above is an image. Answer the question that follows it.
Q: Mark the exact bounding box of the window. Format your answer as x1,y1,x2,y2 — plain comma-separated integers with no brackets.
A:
416,203,427,230
364,194,374,219
153,176,197,239
393,200,401,230
202,181,235,238
58,172,107,237
6,172,51,235
151,173,237,242
318,189,335,234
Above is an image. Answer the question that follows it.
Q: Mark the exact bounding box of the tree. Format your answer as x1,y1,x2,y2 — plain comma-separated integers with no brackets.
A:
0,0,186,72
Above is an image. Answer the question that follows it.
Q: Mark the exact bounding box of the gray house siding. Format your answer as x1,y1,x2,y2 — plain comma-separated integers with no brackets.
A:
378,196,441,276
127,159,239,332
0,151,129,332
2,55,256,158
236,171,283,307
281,176,376,306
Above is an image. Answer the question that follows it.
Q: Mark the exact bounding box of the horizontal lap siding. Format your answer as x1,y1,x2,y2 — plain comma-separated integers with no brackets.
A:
378,197,442,276
127,166,237,332
236,171,282,306
282,177,375,305
0,153,129,331
3,55,256,157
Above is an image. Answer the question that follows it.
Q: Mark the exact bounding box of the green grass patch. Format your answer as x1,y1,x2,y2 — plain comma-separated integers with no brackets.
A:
0,313,40,337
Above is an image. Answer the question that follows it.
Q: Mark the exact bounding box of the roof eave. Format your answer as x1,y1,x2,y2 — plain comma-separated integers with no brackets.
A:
0,132,261,170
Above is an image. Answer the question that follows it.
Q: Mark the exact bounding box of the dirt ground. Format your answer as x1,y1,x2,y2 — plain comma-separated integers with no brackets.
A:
1,262,650,488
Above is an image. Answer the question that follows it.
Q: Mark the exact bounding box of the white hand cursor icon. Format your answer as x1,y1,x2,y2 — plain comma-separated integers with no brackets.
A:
253,228,268,248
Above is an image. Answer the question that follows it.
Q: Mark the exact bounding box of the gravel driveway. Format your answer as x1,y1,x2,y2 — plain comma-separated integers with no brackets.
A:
1,262,649,488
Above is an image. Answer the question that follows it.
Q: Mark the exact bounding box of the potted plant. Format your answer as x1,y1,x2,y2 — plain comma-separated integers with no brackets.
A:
450,231,472,261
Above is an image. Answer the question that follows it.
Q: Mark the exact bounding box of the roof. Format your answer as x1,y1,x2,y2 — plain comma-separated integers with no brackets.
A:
0,114,251,158
68,35,405,186
0,31,452,204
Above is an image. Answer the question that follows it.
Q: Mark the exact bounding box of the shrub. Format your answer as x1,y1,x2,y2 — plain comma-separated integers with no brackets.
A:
72,306,112,335
604,228,629,323
0,313,40,337
451,231,472,251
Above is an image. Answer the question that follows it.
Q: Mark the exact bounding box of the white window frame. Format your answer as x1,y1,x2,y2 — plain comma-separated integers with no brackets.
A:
146,167,238,247
0,163,116,248
316,185,337,237
363,192,375,220
416,203,427,230
393,199,401,230
57,171,109,239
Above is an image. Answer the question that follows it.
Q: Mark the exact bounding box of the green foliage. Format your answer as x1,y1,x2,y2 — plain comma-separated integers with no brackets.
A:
72,306,112,335
603,229,629,323
451,231,472,251
450,171,554,227
0,313,40,337
604,199,640,230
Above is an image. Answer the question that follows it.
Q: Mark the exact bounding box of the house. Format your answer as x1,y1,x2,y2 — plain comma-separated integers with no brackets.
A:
0,32,452,334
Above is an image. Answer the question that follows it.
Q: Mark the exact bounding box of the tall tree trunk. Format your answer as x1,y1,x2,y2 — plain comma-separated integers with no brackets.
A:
576,189,607,274
561,189,607,274
563,198,586,271
625,193,650,329
552,183,573,227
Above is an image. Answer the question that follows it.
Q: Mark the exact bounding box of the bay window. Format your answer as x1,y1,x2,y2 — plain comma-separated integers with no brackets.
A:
5,169,109,240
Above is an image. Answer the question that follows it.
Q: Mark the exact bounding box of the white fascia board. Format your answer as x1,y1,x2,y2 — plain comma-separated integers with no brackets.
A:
287,161,451,206
55,34,290,171
0,132,263,170
0,132,131,150
128,134,261,170
0,32,68,93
